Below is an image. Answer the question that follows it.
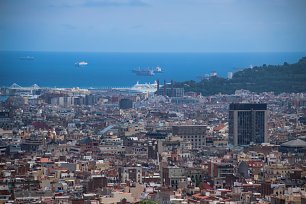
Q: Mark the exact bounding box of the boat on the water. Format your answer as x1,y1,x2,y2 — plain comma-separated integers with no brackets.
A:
113,81,158,93
75,61,88,67
132,68,155,76
154,66,163,73
132,66,164,76
131,81,158,93
19,56,34,60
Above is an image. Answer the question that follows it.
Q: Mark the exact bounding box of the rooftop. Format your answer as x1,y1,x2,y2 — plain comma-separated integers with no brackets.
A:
281,139,306,148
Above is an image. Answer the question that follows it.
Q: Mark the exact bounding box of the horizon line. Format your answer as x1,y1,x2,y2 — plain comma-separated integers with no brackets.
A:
1,50,306,54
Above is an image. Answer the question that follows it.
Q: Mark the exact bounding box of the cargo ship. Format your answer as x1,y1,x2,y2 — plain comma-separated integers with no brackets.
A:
132,66,164,76
154,66,163,73
132,68,155,76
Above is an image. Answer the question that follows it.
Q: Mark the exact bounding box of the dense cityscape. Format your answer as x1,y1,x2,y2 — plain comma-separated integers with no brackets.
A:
1,81,306,204
1,0,306,203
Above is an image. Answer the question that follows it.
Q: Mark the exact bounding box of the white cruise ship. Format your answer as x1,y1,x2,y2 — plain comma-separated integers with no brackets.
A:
130,81,158,93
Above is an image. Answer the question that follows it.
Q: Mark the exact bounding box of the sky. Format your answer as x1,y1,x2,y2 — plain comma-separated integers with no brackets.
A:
0,0,306,52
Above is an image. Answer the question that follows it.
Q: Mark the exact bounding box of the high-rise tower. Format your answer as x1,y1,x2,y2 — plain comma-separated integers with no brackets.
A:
229,103,268,146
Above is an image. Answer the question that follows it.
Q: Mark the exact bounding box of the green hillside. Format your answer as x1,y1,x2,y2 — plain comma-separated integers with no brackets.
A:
175,57,306,96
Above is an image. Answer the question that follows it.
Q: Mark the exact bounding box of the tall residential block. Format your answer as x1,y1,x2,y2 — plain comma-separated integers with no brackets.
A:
229,103,268,146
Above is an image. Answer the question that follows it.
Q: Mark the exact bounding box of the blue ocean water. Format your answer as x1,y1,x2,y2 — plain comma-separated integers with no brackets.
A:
0,51,306,88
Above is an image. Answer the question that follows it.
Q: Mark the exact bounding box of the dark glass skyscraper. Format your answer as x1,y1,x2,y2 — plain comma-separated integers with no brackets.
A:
119,98,133,109
229,103,268,146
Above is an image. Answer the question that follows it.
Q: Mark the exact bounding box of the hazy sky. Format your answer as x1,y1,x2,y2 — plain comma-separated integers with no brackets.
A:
1,0,306,52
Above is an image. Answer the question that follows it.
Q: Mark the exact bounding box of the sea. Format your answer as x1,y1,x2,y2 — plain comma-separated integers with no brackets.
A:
1,51,306,88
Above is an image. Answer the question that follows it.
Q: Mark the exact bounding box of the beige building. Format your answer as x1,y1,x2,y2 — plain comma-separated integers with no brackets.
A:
119,166,143,184
265,163,290,179
172,125,207,149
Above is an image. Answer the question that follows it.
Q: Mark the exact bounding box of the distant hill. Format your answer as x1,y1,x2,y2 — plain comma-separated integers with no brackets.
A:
175,57,306,96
